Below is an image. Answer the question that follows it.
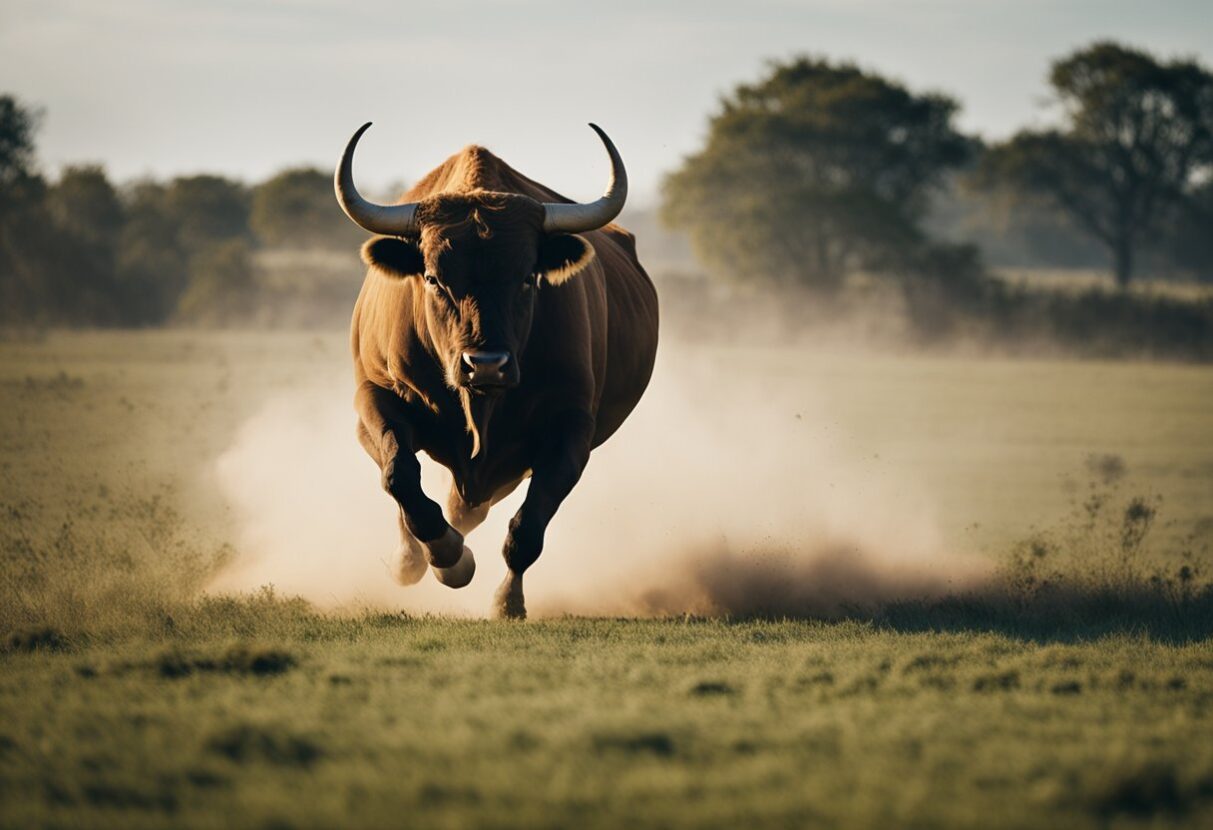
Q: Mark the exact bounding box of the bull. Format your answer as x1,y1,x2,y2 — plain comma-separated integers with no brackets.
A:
334,123,659,618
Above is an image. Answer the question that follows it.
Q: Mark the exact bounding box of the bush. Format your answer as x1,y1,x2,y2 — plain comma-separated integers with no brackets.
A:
983,283,1213,360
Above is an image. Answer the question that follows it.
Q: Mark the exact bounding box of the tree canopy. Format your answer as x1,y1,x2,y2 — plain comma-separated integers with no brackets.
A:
0,81,384,326
661,57,973,292
984,42,1213,286
162,175,252,253
0,94,263,327
0,95,38,189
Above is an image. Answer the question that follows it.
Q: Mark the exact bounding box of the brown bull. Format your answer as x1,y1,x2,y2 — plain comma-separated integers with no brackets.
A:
334,123,659,618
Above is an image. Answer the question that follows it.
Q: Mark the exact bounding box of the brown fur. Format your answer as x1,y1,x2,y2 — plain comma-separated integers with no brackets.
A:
349,143,659,618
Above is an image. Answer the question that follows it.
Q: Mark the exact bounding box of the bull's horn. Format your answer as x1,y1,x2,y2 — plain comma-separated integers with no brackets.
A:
334,122,420,236
542,124,628,233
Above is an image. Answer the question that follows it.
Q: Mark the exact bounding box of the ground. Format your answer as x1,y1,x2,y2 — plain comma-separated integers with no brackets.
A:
1,331,1212,829
4,618,1213,829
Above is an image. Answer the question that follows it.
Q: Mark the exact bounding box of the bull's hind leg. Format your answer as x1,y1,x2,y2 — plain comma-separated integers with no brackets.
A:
355,382,475,589
494,411,594,620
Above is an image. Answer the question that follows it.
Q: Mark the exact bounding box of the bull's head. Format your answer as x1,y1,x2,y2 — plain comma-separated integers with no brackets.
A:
334,123,625,396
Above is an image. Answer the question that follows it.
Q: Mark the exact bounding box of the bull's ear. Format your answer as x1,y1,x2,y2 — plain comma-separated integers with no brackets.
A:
536,234,595,286
362,236,425,279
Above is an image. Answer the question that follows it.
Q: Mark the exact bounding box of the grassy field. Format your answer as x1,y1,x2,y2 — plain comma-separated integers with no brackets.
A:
2,330,1212,828
4,617,1213,829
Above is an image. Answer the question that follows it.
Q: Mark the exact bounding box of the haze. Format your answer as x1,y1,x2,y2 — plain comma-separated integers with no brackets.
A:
3,0,1211,205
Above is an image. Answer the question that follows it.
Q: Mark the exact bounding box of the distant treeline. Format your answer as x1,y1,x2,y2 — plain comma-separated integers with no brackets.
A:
0,98,365,327
2,39,1213,356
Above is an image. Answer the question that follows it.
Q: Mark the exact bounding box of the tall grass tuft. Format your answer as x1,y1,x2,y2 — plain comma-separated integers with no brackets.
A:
888,455,1211,641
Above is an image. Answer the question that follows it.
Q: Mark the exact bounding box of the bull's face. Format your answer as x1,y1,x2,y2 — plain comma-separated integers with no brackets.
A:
362,193,596,395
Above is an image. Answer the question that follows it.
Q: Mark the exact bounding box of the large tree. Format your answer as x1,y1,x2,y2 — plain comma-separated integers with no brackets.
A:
661,57,972,292
985,42,1213,287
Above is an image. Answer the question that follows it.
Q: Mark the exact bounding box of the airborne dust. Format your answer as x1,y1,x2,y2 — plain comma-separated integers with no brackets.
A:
208,333,990,618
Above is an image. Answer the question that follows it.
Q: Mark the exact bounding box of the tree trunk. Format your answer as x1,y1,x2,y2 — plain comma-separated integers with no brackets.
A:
1112,234,1134,289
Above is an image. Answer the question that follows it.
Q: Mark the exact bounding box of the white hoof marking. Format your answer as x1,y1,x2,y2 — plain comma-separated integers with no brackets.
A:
433,545,476,589
422,527,465,569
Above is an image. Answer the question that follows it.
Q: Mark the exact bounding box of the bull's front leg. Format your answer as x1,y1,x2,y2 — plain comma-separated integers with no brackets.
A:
495,410,595,619
355,381,475,589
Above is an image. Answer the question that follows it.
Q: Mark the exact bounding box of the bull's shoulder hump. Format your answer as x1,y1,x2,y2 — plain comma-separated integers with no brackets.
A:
404,144,551,200
597,223,638,258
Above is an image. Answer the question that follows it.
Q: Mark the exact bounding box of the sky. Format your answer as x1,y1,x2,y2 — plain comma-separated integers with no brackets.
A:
3,0,1211,207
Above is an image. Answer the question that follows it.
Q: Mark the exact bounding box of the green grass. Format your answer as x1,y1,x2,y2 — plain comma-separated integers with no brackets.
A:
2,330,1212,828
3,616,1213,829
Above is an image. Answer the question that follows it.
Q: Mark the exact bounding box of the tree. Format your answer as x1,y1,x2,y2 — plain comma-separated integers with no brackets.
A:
0,96,266,326
47,166,124,247
0,95,54,323
162,175,252,253
43,166,128,323
984,42,1213,287
0,103,129,324
661,56,972,292
251,166,363,249
115,182,191,324
0,96,39,193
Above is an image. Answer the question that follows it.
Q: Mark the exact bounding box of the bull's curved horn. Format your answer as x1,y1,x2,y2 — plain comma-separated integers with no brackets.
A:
334,122,420,236
542,124,628,233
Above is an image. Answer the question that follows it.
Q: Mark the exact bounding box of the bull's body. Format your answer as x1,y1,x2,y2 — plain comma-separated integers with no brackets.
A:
345,136,658,617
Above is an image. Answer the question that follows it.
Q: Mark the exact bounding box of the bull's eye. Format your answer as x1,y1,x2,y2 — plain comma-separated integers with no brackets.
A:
423,274,439,288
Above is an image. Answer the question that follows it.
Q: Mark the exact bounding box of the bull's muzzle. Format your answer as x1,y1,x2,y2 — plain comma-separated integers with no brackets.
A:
462,350,512,388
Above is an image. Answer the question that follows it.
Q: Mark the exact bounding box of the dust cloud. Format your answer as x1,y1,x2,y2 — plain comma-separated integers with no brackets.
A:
208,339,990,617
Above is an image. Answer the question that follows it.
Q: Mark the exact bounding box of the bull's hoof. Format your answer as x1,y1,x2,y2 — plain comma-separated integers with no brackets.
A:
422,527,465,569
393,536,429,586
493,574,526,620
432,545,476,589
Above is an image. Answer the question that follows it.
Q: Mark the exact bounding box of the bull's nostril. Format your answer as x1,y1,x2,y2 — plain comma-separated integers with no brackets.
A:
463,351,510,370
462,351,512,386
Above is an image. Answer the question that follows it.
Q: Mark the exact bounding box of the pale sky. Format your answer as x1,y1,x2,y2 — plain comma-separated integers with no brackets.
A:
3,0,1211,206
